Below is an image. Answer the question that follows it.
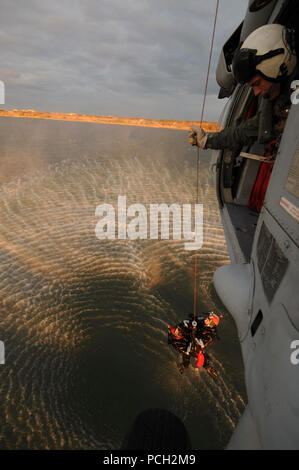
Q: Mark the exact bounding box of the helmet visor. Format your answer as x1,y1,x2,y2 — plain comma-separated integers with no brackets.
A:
232,48,258,85
233,46,286,84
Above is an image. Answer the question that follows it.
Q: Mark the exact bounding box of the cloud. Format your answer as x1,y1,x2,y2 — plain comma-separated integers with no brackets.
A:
0,0,248,120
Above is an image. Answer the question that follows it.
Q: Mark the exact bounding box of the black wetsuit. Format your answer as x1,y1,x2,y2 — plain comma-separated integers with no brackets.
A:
168,316,218,371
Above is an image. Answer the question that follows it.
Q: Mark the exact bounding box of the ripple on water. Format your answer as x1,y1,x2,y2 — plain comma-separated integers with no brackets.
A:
0,137,245,449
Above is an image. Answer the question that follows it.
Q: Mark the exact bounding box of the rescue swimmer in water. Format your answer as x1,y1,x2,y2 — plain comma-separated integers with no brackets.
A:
168,312,220,380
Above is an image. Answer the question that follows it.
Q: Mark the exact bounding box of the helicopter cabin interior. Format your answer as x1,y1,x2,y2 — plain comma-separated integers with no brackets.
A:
214,0,299,263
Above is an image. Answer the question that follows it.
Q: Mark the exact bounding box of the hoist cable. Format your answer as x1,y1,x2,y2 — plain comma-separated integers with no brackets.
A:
193,0,219,321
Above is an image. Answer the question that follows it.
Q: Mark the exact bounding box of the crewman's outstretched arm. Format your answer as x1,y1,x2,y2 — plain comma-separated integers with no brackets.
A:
206,113,260,151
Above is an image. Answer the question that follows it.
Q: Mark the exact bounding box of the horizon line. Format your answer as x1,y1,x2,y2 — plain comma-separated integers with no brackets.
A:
0,108,218,131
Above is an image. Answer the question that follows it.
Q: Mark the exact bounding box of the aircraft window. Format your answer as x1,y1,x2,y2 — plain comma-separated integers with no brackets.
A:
251,310,263,337
249,0,274,12
223,22,243,72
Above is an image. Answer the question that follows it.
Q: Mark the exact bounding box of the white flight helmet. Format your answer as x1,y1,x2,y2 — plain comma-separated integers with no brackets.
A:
232,24,297,84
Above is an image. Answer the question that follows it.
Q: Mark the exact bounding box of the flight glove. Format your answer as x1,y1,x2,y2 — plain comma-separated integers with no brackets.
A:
188,126,208,149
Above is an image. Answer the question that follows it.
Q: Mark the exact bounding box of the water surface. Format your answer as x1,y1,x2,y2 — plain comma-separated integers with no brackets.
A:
0,118,246,449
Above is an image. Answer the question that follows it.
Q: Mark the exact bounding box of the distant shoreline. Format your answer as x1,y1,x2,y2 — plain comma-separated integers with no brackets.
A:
0,109,218,132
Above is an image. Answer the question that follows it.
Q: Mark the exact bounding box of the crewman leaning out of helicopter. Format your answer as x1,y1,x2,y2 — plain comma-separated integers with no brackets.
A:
168,312,220,379
189,24,298,211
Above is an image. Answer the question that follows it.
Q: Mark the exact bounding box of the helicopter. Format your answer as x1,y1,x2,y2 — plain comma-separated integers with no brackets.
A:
211,0,299,449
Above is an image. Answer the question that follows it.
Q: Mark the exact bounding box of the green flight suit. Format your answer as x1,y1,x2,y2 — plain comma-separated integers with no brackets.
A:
205,77,293,152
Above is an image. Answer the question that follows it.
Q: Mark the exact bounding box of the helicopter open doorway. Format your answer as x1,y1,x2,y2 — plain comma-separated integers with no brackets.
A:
212,0,299,263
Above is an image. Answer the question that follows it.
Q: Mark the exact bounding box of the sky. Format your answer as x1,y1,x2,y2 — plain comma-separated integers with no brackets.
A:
0,0,248,121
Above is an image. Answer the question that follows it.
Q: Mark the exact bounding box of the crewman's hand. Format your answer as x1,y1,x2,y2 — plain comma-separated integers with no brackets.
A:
188,126,208,149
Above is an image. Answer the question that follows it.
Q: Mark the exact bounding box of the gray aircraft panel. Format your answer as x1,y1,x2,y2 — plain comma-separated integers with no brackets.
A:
264,102,299,246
